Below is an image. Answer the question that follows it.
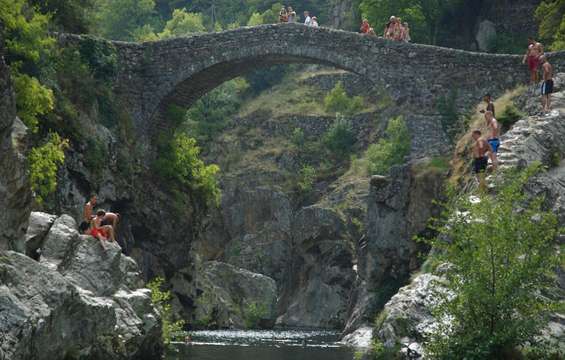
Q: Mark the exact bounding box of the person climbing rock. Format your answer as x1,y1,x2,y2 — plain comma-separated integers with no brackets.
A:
101,211,120,231
540,55,554,114
523,37,544,85
484,111,500,158
83,194,97,222
480,93,495,117
94,210,117,244
472,129,496,192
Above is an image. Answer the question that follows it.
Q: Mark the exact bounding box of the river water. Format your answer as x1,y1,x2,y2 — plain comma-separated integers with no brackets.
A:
165,329,355,360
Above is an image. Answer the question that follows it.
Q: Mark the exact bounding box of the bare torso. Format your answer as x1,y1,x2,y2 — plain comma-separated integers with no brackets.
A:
473,139,489,158
543,62,553,81
488,119,500,139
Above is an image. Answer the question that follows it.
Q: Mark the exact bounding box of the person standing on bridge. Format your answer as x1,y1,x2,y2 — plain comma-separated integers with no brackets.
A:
279,7,288,23
540,55,554,114
311,16,319,28
402,22,411,42
304,11,312,26
360,19,370,34
287,7,296,23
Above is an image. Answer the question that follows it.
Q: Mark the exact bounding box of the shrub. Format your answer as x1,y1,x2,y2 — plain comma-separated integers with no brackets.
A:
323,114,356,159
147,277,185,345
244,302,268,329
324,81,364,115
297,165,316,193
365,116,411,175
13,73,54,132
291,127,306,147
154,133,221,206
425,164,561,359
497,103,525,130
29,133,69,204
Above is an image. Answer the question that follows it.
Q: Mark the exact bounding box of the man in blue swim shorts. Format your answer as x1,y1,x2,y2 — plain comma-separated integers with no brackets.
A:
484,111,500,166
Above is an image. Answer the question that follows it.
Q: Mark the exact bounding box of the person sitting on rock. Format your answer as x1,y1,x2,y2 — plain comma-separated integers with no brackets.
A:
83,194,97,222
93,210,117,244
360,19,370,34
80,218,109,250
279,7,288,23
101,211,120,232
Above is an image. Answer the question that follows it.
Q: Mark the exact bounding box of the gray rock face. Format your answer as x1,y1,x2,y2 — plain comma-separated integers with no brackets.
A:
24,212,57,258
0,56,31,252
345,159,445,334
188,261,278,329
0,214,162,360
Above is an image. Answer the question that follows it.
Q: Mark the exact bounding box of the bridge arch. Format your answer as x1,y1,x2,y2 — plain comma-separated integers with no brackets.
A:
101,23,565,143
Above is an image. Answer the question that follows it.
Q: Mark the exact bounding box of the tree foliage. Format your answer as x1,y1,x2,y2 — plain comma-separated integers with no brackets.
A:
324,81,364,115
155,132,221,207
147,277,186,345
92,0,157,40
536,0,565,50
28,133,69,204
425,165,562,359
323,114,356,159
365,116,410,175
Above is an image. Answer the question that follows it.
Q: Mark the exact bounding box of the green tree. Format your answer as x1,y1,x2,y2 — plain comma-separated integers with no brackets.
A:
536,0,565,50
28,133,69,204
297,165,317,193
155,132,221,206
323,114,356,159
147,277,185,345
425,165,562,359
92,0,157,41
324,81,364,115
157,8,206,39
31,0,96,33
247,12,264,26
365,116,410,175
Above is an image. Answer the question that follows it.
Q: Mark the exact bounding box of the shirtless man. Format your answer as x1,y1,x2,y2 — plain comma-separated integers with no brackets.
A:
93,210,117,243
101,211,120,231
523,38,544,84
540,55,554,113
83,194,97,222
484,111,500,161
480,93,495,117
472,129,496,192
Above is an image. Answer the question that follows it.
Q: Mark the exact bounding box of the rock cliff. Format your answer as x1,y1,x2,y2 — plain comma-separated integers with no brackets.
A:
0,212,163,360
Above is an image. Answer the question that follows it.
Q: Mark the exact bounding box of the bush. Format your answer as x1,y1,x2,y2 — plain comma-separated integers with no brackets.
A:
425,164,561,359
324,81,365,115
365,116,411,175
297,165,316,193
291,127,305,147
147,277,185,345
497,103,525,130
244,302,268,329
154,133,221,206
323,114,356,159
29,133,69,204
14,73,54,132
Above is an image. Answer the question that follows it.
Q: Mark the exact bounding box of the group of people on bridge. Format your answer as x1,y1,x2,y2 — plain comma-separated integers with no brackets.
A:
360,16,410,42
80,194,121,250
279,7,319,28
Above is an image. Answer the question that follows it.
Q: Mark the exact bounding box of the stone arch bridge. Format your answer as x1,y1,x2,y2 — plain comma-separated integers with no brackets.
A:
64,23,565,149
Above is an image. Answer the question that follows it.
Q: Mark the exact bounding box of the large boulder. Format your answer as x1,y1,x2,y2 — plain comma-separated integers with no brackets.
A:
0,56,31,252
0,214,163,360
187,261,278,329
24,212,57,258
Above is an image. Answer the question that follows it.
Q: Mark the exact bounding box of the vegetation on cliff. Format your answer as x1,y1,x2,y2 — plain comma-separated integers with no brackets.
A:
425,166,562,358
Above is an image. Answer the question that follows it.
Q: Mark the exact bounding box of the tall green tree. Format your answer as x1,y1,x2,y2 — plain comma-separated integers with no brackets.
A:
425,165,562,358
92,0,158,40
536,0,565,50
